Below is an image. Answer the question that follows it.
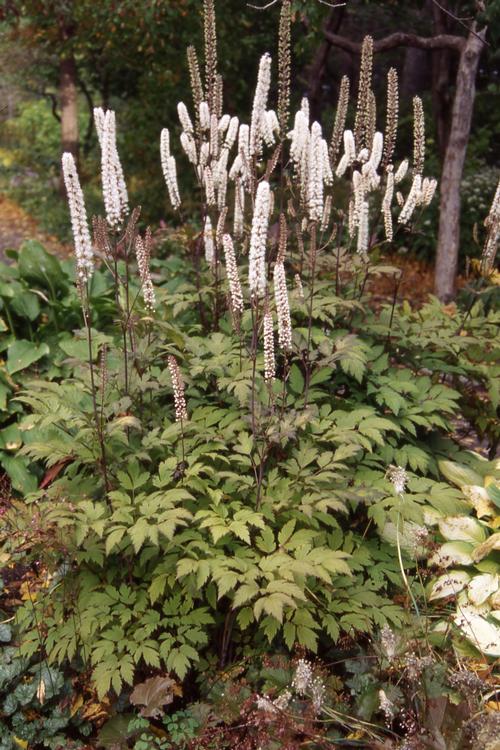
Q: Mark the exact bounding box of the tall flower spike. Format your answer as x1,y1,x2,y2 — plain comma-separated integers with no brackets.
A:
98,109,129,227
277,0,291,138
167,355,188,423
160,129,181,209
382,168,394,242
249,180,271,297
250,53,272,157
180,132,197,165
204,216,215,265
354,36,374,150
330,75,350,163
366,89,377,152
199,101,210,131
234,179,245,238
135,230,156,310
263,307,275,382
224,116,239,150
357,200,369,256
294,273,305,300
222,234,244,316
187,46,204,128
412,96,425,176
178,102,194,135
382,68,399,168
481,176,500,273
398,174,422,224
203,0,218,112
394,158,409,184
308,122,324,222
273,261,292,352
62,152,94,283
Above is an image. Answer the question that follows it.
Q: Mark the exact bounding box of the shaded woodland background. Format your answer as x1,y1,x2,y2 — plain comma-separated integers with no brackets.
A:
0,0,499,297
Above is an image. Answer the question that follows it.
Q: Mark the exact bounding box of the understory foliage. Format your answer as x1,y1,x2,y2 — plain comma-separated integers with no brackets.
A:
1,0,499,728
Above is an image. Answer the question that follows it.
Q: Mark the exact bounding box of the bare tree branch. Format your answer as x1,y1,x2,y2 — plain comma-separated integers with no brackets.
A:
324,30,466,54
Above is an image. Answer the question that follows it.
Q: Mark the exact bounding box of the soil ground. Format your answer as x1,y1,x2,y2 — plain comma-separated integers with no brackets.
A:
0,193,69,261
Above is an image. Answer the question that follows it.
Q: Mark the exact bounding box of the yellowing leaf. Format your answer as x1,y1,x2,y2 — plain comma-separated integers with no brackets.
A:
13,738,28,750
439,516,487,544
428,571,470,601
70,693,84,717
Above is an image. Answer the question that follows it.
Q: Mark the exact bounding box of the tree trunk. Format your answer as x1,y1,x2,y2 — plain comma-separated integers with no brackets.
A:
434,27,486,301
306,7,345,122
59,54,79,166
429,0,453,159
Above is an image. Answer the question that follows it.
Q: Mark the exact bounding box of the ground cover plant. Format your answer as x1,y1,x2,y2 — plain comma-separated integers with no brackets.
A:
0,1,499,748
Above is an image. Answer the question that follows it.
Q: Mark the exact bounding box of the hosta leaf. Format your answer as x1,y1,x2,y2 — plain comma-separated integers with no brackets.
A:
438,516,487,544
429,542,474,568
472,533,500,562
438,460,483,488
454,612,500,657
428,571,470,601
468,574,499,606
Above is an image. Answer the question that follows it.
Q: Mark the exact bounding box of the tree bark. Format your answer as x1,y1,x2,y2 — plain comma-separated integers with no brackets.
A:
59,54,79,161
434,27,486,301
306,6,345,122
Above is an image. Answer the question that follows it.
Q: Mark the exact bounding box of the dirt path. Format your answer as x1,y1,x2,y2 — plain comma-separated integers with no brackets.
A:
0,194,69,261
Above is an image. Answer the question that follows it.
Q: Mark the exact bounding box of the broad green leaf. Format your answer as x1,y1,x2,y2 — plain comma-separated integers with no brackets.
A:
18,240,68,292
7,339,49,374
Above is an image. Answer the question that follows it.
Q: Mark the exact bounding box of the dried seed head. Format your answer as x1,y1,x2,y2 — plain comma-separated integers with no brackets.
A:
187,45,204,128
278,0,291,137
365,89,377,151
204,166,216,206
382,68,399,168
412,96,425,176
222,233,244,316
62,152,94,283
330,75,350,163
167,355,188,423
135,229,156,310
354,35,374,150
277,213,287,263
249,180,271,297
214,73,223,119
216,206,228,247
203,0,218,112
